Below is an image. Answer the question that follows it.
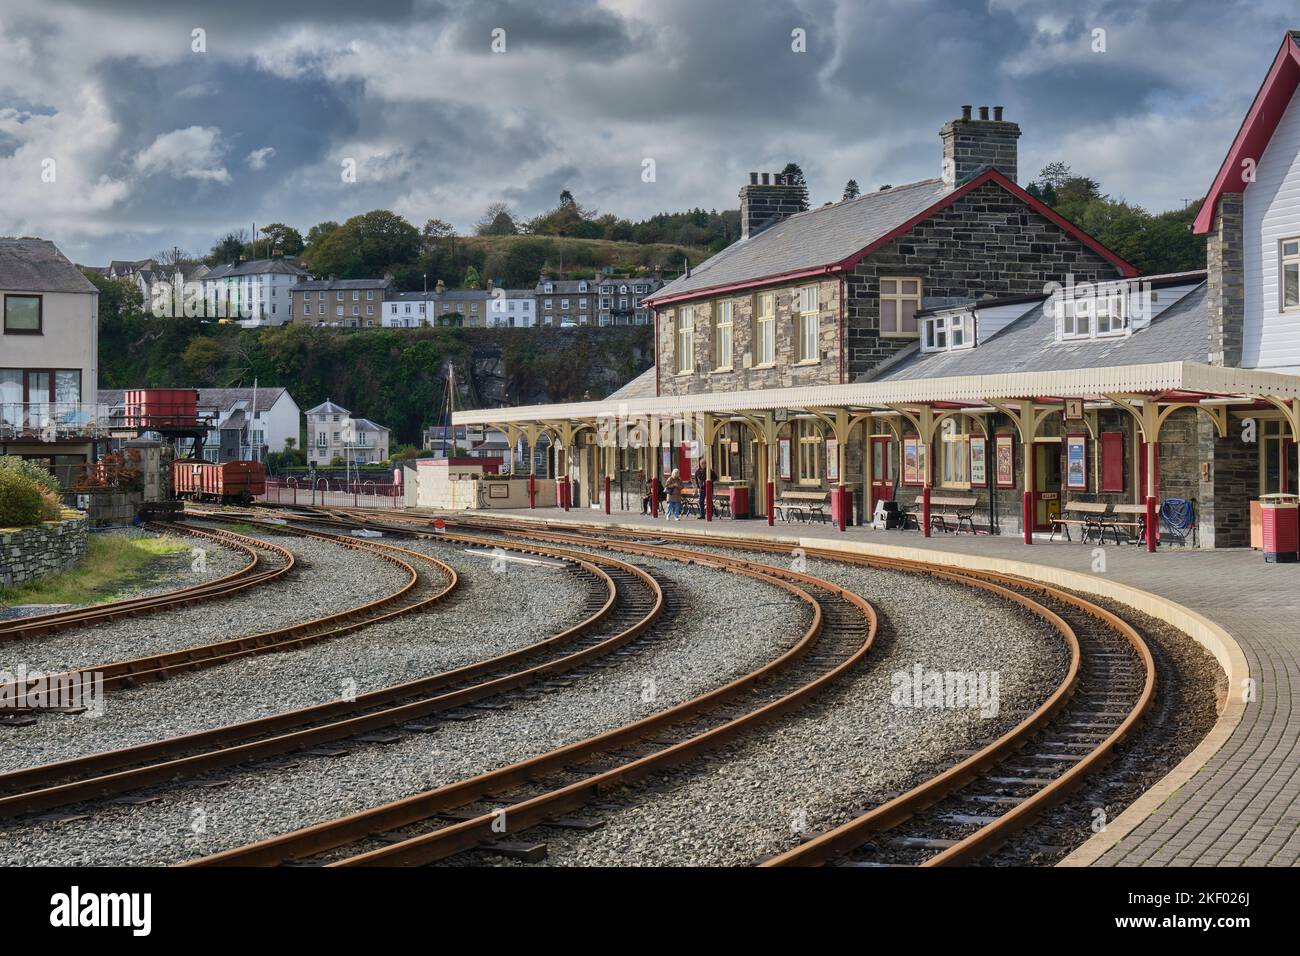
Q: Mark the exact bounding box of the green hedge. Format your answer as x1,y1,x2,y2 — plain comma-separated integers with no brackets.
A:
0,470,45,528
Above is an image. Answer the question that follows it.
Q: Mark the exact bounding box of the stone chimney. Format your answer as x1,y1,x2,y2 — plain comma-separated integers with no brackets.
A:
1206,193,1244,367
940,105,1021,190
739,171,806,240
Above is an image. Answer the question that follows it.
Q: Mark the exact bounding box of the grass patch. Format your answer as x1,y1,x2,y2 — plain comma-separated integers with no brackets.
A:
0,532,195,610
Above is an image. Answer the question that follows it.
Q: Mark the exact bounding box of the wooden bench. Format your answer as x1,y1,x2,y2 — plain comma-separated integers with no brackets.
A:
1050,501,1110,542
1109,503,1149,544
776,491,830,523
904,495,979,534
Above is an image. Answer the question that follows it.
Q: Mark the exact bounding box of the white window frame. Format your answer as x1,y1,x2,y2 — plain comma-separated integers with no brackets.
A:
1057,290,1128,341
880,277,922,337
797,285,819,363
940,418,971,489
676,306,695,374
714,299,734,371
1282,237,1300,313
921,310,975,352
755,292,776,366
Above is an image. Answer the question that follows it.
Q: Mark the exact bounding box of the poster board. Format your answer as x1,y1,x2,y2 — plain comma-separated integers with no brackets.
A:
902,438,927,486
778,438,792,481
1066,433,1088,490
995,434,1015,488
969,436,987,487
825,438,839,482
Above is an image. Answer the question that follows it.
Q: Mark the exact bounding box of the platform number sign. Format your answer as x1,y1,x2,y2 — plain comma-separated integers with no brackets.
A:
1064,398,1084,421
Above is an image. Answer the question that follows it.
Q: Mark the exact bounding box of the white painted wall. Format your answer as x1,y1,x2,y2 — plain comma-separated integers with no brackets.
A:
1244,83,1300,372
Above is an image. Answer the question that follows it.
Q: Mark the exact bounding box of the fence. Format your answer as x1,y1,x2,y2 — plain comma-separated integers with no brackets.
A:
257,477,405,510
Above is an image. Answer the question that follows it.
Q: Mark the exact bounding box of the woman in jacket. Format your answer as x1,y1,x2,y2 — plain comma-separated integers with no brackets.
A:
664,468,684,520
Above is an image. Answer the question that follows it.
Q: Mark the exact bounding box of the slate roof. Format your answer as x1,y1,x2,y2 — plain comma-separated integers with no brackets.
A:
306,400,351,416
605,366,657,401
649,179,948,302
205,259,307,280
873,281,1209,382
297,277,391,291
0,239,99,294
352,418,390,432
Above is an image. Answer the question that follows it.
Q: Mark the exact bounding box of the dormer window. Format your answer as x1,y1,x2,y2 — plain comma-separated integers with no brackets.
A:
921,310,973,352
1056,289,1128,341
544,283,553,293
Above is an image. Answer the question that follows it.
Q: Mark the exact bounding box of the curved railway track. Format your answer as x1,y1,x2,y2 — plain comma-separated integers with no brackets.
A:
0,523,294,642
309,508,1156,868
0,523,660,818
0,521,455,712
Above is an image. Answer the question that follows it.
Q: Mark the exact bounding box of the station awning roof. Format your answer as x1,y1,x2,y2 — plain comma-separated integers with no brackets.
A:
453,361,1300,426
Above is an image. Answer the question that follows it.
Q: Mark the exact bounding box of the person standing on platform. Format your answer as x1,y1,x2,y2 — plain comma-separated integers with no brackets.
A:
693,462,707,519
665,468,683,520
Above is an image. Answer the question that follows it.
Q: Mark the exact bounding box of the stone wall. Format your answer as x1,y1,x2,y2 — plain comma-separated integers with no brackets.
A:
1206,193,1244,368
86,490,143,529
843,180,1124,378
0,513,88,587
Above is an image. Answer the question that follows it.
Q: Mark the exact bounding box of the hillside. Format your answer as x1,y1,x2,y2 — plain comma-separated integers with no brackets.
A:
98,314,653,447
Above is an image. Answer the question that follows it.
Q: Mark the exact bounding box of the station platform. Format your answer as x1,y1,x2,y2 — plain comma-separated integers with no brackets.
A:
459,503,1299,868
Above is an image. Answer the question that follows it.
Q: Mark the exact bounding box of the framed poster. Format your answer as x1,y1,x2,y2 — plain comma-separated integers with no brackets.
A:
778,438,792,481
902,438,927,486
995,433,1015,488
969,436,988,487
1066,433,1088,490
825,438,839,482
661,446,673,476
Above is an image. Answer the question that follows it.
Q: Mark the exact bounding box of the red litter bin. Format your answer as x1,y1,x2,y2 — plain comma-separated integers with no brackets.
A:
1260,493,1299,563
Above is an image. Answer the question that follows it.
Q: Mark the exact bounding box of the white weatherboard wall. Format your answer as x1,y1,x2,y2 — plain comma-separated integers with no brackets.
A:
1244,83,1300,372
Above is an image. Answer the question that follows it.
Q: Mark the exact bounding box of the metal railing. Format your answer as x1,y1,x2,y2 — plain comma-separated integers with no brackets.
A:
258,477,404,509
0,403,111,442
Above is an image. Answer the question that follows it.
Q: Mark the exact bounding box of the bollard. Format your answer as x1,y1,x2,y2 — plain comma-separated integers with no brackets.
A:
528,474,536,509
1146,495,1157,552
650,478,660,519
766,480,775,527
705,478,713,522
604,475,611,515
922,485,932,538
1022,492,1033,544
837,485,847,533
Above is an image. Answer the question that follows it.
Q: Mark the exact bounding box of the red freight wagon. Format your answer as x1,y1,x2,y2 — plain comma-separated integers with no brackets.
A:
125,388,199,429
171,460,266,504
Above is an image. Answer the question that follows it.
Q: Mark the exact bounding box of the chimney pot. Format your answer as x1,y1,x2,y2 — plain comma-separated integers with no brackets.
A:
761,172,770,185
961,104,972,121
979,106,989,121
993,105,1004,121
750,172,758,185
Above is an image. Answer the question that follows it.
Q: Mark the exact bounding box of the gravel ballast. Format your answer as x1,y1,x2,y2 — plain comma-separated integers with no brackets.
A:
0,553,813,865
0,530,406,680
0,535,589,775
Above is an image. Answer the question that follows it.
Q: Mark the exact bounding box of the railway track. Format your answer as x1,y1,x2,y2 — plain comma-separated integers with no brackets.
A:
0,521,455,712
0,522,661,818
0,523,293,643
312,509,1156,868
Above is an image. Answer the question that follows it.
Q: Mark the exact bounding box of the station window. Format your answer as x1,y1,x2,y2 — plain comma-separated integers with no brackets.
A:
797,286,819,362
676,305,695,374
1058,290,1127,340
880,278,921,337
714,299,734,371
1282,238,1300,312
940,418,970,488
796,420,822,484
755,292,776,365
922,310,973,352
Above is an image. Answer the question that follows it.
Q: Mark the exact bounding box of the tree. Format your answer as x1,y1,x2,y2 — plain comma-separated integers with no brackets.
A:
475,202,519,236
559,189,576,208
781,163,810,211
305,221,340,249
259,223,305,258
182,336,223,381
208,230,247,265
304,210,420,279
842,179,860,201
464,265,482,289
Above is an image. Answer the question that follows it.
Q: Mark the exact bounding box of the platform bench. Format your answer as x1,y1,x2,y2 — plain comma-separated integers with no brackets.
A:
1050,501,1110,542
904,495,978,534
776,491,830,524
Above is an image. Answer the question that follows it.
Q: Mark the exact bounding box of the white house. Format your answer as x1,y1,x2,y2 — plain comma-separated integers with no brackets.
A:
200,259,307,327
0,239,101,484
382,289,491,328
487,289,538,328
305,399,391,465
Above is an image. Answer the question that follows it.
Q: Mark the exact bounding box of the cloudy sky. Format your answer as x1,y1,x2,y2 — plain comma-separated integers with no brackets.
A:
0,0,1296,265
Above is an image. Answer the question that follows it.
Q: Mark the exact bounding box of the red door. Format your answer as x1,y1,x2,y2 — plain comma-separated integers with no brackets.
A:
678,442,692,478
870,435,895,507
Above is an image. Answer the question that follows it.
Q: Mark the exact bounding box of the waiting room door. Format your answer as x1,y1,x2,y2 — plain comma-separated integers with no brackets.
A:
1033,440,1062,530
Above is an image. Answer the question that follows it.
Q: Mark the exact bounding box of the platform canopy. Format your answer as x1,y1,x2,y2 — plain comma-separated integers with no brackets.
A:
454,361,1300,431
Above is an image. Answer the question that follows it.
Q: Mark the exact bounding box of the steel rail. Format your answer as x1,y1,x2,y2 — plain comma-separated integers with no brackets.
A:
186,518,1082,868
0,527,653,818
0,524,293,642
416,512,1156,869
0,522,455,710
